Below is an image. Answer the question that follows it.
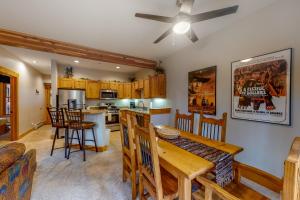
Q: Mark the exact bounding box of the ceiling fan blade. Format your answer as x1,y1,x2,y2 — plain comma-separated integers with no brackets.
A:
190,5,239,23
154,28,173,44
186,28,198,43
178,0,195,14
135,13,174,23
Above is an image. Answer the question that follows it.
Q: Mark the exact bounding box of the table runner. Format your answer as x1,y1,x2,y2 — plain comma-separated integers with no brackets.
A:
162,136,233,187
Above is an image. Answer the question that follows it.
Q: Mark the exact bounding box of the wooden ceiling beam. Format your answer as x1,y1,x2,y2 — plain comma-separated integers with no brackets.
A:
0,28,157,69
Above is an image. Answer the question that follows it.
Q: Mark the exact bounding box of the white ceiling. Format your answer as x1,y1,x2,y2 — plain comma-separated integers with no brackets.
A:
1,45,142,75
0,0,279,74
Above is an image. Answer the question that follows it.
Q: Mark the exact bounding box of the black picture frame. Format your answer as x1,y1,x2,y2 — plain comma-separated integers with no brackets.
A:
231,48,292,125
188,66,217,115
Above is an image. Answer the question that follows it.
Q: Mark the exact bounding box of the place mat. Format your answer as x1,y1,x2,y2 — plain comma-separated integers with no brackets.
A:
162,136,233,187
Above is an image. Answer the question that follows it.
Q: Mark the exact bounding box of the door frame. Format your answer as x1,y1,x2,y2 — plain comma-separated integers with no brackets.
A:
0,66,19,141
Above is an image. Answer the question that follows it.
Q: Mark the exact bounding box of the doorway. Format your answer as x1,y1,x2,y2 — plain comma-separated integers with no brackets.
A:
0,67,18,141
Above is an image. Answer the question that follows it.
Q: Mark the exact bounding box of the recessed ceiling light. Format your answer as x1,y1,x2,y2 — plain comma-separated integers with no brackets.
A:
74,60,79,63
116,66,120,69
241,58,253,63
33,60,37,64
173,21,191,34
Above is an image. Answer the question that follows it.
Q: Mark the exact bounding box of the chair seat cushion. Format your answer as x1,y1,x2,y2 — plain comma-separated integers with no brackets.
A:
0,143,26,173
161,167,178,199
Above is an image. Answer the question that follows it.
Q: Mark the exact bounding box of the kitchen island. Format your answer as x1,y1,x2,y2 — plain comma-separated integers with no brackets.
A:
72,109,108,152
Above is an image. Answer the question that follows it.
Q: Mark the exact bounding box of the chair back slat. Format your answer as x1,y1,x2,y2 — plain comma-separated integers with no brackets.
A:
47,107,65,128
283,137,300,200
120,117,130,151
135,124,163,200
65,109,83,130
199,112,227,142
175,109,194,133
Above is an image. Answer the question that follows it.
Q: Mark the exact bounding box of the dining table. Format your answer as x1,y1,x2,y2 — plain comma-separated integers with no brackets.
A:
156,125,243,200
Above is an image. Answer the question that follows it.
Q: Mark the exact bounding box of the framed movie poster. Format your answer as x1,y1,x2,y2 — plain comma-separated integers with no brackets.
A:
188,66,216,115
231,48,292,125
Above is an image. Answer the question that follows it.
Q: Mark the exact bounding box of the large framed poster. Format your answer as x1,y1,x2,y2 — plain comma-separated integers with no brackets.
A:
188,66,216,115
231,48,292,125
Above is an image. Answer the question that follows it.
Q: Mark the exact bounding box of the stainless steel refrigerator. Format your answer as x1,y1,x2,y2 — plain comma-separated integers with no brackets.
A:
58,89,86,109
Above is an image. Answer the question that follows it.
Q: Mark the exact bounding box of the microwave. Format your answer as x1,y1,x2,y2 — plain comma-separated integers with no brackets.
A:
100,90,118,100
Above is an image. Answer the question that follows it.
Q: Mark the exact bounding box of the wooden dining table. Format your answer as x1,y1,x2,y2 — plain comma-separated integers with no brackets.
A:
156,125,243,200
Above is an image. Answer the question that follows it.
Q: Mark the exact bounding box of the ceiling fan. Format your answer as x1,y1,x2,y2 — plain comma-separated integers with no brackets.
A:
135,0,239,44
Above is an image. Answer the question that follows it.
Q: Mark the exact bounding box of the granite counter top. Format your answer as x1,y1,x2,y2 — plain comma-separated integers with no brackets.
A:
82,109,107,115
120,108,171,115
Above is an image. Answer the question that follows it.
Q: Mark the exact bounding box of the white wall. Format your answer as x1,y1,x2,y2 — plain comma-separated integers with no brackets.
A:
162,0,300,177
57,65,131,82
0,47,45,135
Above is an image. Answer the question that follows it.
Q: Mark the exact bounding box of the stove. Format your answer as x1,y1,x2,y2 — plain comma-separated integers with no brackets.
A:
105,104,120,132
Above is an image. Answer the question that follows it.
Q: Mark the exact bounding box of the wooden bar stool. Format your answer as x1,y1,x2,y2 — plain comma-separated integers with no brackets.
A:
65,109,98,161
198,112,227,142
120,114,138,200
135,124,178,200
47,107,69,158
175,109,194,133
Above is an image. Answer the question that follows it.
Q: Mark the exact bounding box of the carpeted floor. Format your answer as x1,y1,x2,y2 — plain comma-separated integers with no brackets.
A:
12,125,132,200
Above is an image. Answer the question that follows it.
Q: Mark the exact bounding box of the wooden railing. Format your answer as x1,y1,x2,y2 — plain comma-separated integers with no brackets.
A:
283,137,300,200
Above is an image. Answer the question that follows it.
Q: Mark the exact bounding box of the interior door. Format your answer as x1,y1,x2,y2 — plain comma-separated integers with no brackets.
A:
10,76,18,140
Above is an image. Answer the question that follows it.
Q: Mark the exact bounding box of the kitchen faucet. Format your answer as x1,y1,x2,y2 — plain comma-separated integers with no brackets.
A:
138,101,146,110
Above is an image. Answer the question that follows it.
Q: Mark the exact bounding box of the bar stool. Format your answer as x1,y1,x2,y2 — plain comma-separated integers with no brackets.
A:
65,109,98,161
47,107,69,158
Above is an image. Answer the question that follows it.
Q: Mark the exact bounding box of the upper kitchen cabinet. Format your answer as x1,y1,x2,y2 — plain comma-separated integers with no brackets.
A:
58,78,75,89
138,79,144,89
117,83,124,99
99,81,110,90
100,81,118,91
86,80,100,99
74,79,86,89
149,74,166,98
143,79,150,99
123,83,132,99
109,82,118,90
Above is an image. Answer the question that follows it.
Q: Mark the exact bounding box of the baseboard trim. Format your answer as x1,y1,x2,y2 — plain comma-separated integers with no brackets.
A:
19,128,35,139
70,144,108,152
19,121,46,139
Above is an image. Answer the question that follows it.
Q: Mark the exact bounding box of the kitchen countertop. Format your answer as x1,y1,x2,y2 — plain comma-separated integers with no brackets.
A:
120,108,171,115
82,109,107,115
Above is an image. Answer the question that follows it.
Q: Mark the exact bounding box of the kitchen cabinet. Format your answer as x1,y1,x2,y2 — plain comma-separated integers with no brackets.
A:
109,82,118,90
117,83,124,99
58,78,74,89
86,80,100,99
131,85,141,99
149,74,166,98
99,81,110,90
123,83,132,99
143,79,150,99
138,79,144,89
132,81,139,90
74,80,86,89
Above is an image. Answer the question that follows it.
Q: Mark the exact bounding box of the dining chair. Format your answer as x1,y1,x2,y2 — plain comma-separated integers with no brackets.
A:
135,124,178,200
198,112,227,142
175,109,194,133
120,114,138,200
65,109,98,161
193,137,300,200
47,107,69,158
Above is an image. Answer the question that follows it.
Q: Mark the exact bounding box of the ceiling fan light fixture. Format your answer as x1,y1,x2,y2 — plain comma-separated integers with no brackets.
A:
173,21,191,34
